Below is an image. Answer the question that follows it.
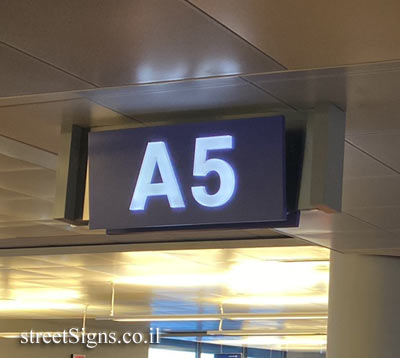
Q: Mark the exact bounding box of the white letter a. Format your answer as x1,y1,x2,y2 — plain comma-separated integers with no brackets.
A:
130,142,185,211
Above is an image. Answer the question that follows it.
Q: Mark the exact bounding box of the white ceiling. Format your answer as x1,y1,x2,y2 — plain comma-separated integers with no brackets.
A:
0,244,329,351
0,245,329,317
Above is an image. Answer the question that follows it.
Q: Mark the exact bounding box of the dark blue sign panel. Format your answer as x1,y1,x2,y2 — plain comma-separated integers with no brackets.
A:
89,117,287,230
215,354,242,358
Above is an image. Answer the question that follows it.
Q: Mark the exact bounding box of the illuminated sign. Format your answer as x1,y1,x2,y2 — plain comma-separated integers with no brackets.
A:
89,117,289,231
130,135,235,211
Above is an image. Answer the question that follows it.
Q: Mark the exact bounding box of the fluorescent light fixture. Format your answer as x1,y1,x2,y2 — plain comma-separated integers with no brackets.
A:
220,295,329,306
206,330,326,336
228,313,328,320
114,317,217,322
212,335,327,351
115,273,222,287
0,300,83,311
0,331,87,339
0,332,21,339
114,261,329,301
97,312,327,322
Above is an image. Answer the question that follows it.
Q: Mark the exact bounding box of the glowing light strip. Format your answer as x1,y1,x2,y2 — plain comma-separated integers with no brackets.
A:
96,312,328,322
206,330,326,336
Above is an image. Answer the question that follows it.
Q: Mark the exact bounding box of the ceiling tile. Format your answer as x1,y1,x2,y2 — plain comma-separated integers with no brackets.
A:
0,224,75,239
346,134,400,172
244,68,347,110
0,91,80,108
0,220,52,228
0,168,55,199
342,176,400,209
294,230,400,251
280,210,378,235
0,153,40,172
0,198,53,221
35,254,120,268
0,214,23,223
0,99,133,153
83,77,291,120
189,0,400,69
0,0,282,88
0,268,56,279
343,142,396,179
79,264,140,277
0,256,61,269
0,42,92,97
345,68,400,135
344,206,400,230
22,266,95,279
354,247,400,256
245,62,400,137
0,187,28,201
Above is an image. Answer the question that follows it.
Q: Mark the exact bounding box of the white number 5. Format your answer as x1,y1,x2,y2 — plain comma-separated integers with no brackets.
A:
191,135,236,207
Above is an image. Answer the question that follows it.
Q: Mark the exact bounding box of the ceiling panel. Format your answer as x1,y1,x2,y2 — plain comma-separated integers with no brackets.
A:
0,224,78,240
23,266,102,279
297,230,400,251
280,210,378,235
0,150,58,224
0,168,55,199
0,0,282,90
0,153,40,172
343,142,397,179
0,91,84,109
0,268,56,279
354,247,400,256
244,62,400,136
343,142,396,179
342,176,400,209
0,187,28,201
0,256,62,269
0,42,92,98
0,198,53,221
0,214,22,223
243,68,347,110
344,207,400,231
0,221,48,228
33,254,124,268
0,99,134,153
0,245,330,337
189,0,400,69
344,68,400,135
83,77,291,121
346,134,400,172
